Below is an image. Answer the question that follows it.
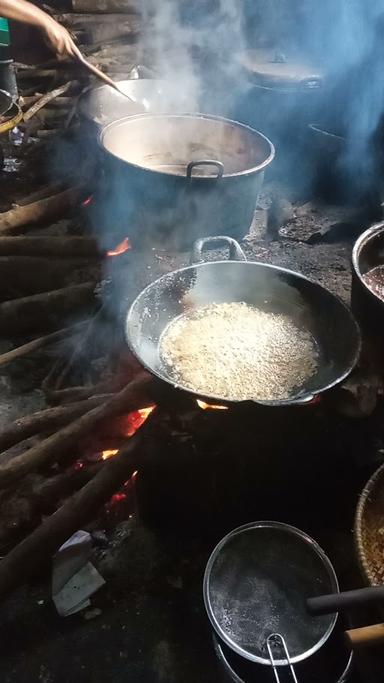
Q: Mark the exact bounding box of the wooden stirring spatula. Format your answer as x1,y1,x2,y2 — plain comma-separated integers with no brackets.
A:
77,53,135,102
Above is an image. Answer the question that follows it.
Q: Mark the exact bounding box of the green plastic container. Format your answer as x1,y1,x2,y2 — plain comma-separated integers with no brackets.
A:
0,18,10,47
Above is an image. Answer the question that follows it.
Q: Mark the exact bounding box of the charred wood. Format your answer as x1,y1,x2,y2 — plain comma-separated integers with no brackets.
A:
0,396,107,452
0,187,86,234
0,283,97,334
0,256,99,298
0,321,88,369
0,236,99,258
0,373,155,488
0,424,150,601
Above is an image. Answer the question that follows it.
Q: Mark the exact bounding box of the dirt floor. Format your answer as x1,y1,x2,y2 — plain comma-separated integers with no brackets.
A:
1,137,384,681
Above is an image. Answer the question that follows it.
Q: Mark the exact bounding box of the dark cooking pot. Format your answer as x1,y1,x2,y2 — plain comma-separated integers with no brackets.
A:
235,49,324,144
125,236,361,406
352,222,384,340
204,522,345,683
213,625,353,683
0,89,12,118
99,114,274,249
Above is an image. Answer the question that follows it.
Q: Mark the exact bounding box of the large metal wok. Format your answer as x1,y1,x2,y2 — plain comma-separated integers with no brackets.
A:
125,236,361,406
78,69,198,130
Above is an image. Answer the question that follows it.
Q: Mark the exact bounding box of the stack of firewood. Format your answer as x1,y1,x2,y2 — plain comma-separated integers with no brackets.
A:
0,0,167,601
14,0,154,140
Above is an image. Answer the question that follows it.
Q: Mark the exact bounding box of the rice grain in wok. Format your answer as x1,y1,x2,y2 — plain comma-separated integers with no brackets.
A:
160,302,318,401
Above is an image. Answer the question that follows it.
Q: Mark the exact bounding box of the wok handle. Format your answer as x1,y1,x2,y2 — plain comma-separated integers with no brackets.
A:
307,586,384,616
186,160,224,179
191,236,247,264
345,624,384,649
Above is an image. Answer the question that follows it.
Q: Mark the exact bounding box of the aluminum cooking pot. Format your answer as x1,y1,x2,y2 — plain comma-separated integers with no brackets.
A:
99,114,275,249
125,236,361,407
204,522,340,682
352,222,384,341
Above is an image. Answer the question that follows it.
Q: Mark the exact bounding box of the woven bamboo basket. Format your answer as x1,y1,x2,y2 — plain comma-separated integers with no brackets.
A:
355,462,384,586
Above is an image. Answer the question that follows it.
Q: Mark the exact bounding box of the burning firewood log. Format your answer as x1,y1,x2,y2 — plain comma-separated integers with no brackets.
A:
0,282,97,334
0,415,154,602
44,382,120,405
0,373,155,489
0,396,108,453
0,187,86,234
0,464,101,552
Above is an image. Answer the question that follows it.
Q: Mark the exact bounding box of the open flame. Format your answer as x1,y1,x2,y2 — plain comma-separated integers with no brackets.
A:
82,194,93,207
196,400,228,411
107,237,131,257
102,449,118,460
100,406,155,461
122,406,155,436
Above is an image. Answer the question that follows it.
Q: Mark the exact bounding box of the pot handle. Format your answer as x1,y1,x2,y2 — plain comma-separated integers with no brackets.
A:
307,586,384,616
187,160,224,179
345,624,384,649
191,236,246,264
267,634,299,683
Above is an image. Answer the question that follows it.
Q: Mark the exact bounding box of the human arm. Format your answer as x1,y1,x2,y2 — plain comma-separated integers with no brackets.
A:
0,0,81,58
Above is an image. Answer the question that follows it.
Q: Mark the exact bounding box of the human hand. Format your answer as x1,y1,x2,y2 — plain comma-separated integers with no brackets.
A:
43,18,81,59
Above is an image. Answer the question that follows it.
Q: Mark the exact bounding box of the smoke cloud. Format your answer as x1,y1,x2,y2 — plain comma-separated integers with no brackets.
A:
141,0,384,199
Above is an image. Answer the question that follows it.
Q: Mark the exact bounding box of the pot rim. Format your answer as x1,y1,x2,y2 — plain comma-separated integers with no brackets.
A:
203,521,340,667
212,631,354,683
352,222,384,291
99,112,275,179
125,258,361,406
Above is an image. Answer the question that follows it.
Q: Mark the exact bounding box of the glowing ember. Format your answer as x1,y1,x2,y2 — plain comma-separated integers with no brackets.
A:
82,194,93,207
107,237,131,257
102,448,118,460
196,400,228,411
123,406,155,436
110,492,127,504
99,408,154,462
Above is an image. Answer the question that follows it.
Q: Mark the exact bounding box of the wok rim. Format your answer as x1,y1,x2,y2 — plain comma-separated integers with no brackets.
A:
125,259,361,406
78,78,167,123
203,520,340,666
99,113,275,179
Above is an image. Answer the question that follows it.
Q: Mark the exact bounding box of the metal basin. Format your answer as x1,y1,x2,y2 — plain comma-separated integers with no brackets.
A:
100,114,274,248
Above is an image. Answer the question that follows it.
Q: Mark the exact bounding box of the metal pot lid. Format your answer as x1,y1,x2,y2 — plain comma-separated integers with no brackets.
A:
203,521,339,666
240,49,323,89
